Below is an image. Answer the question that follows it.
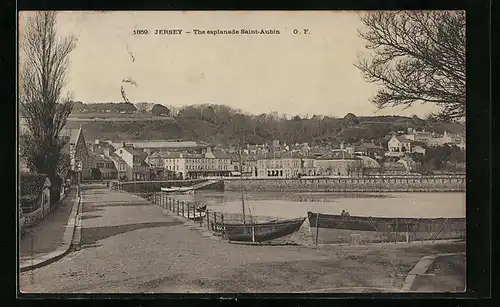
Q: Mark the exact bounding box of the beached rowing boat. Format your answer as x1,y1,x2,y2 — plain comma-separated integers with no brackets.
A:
221,217,306,243
307,211,466,244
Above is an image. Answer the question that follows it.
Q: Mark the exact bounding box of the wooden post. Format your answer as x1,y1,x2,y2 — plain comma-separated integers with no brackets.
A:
182,201,185,217
251,226,255,243
214,212,217,232
315,212,320,245
406,223,410,243
207,209,210,230
200,207,203,227
395,218,399,243
221,213,225,239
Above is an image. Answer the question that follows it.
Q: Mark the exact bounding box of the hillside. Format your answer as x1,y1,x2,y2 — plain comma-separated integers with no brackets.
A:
65,109,464,146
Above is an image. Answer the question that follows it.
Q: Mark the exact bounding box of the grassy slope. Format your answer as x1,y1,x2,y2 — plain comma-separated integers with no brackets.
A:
65,114,464,143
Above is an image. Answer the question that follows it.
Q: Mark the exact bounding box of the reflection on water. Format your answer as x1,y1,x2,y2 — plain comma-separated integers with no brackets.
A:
169,191,466,219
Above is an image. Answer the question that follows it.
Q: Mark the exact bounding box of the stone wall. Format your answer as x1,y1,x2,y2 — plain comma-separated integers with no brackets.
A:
223,175,466,192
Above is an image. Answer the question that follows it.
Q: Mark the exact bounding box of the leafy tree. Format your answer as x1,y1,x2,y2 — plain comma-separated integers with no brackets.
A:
91,168,102,180
151,104,170,116
19,12,76,184
356,11,465,121
343,113,359,126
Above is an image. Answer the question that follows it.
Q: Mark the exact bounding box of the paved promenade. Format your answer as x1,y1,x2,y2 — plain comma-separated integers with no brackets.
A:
19,185,465,293
20,189,77,260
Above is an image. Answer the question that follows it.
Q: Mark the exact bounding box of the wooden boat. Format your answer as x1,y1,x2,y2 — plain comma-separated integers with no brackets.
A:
215,148,306,243
222,217,306,243
307,211,466,244
161,186,180,193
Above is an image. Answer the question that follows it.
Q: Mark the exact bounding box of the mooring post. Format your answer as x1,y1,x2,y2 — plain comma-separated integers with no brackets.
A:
177,200,180,215
395,218,399,243
406,223,410,243
213,212,217,232
207,209,210,230
200,208,203,227
221,213,225,239
315,212,320,245
182,201,185,217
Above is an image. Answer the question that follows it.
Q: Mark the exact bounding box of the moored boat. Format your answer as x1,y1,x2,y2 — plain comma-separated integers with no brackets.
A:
161,186,180,193
221,217,306,243
212,147,306,244
307,211,466,244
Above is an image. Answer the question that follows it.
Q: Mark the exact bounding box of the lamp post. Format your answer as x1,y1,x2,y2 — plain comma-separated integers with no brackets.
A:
77,161,82,198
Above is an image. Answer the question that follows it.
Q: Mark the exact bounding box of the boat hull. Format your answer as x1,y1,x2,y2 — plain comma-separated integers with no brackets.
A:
307,212,466,244
161,187,180,193
217,218,306,243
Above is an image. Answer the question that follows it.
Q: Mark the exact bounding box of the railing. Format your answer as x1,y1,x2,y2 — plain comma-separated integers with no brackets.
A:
150,192,226,238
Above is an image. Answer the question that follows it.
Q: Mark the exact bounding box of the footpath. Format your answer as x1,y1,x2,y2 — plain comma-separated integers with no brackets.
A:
401,252,466,292
19,188,82,272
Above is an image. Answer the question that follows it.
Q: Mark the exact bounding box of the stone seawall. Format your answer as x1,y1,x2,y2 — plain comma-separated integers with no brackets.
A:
223,176,466,192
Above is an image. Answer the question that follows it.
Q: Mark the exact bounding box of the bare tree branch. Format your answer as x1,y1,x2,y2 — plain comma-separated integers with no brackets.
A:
355,11,465,122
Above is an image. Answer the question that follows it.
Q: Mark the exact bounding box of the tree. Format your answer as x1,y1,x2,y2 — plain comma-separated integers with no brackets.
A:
343,113,359,126
91,168,102,180
151,104,170,116
135,102,151,113
19,12,76,183
355,11,465,121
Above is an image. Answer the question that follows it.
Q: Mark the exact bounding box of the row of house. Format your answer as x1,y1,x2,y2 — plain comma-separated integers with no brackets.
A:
387,128,465,156
20,116,464,181
65,127,460,181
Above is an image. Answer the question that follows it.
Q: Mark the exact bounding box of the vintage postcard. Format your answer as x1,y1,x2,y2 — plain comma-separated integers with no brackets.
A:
18,11,466,294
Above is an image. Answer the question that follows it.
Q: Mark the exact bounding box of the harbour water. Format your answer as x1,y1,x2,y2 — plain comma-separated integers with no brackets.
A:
169,191,466,219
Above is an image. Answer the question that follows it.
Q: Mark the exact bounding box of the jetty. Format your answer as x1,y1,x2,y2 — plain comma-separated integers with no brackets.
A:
115,179,222,193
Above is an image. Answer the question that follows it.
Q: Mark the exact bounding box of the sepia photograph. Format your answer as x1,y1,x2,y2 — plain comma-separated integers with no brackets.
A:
18,10,466,294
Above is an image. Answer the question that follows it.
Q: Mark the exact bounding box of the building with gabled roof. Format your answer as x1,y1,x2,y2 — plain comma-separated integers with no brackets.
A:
113,145,150,181
66,126,92,180
90,152,118,179
388,135,413,153
108,153,128,180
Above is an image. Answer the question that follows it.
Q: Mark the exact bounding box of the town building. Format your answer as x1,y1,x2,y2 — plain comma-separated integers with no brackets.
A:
256,151,303,178
150,148,232,180
353,142,385,158
66,127,92,180
405,128,433,143
108,153,128,180
108,140,210,156
300,153,317,176
388,135,413,153
113,145,150,181
426,131,454,147
314,150,363,177
90,152,118,179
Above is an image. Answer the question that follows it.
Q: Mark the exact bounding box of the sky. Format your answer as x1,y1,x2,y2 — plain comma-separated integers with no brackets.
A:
18,11,439,118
